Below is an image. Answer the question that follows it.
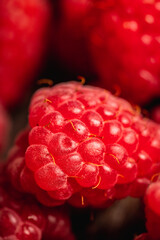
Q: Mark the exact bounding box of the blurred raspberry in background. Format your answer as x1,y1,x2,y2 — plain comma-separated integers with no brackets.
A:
0,0,51,107
52,0,160,105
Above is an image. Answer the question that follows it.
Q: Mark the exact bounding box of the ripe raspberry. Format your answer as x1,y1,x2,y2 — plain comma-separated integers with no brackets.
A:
0,165,75,240
7,81,160,207
54,0,160,104
0,0,51,107
0,103,10,155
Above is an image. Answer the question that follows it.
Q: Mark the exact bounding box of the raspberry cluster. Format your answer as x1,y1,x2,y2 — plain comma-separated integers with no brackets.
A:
6,81,160,207
54,0,160,104
0,164,75,240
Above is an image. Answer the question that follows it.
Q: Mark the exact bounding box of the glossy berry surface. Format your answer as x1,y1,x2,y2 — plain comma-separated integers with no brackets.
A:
6,81,160,207
0,0,51,107
0,165,75,240
55,0,160,104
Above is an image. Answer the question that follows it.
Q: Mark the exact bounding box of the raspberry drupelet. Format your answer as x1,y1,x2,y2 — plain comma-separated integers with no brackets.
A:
0,164,75,240
6,81,160,207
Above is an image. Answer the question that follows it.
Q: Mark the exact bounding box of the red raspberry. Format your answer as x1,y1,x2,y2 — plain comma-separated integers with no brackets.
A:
0,166,75,240
54,0,160,104
0,0,51,107
0,103,10,155
6,81,160,207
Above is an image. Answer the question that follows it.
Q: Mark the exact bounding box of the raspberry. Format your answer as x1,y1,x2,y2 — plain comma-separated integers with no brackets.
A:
54,0,160,104
6,81,160,207
0,166,75,240
0,208,21,237
0,103,10,155
0,0,51,107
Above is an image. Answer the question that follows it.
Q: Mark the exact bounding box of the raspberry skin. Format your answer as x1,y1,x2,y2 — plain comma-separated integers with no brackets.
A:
7,81,160,207
54,0,160,104
0,0,51,107
0,167,75,240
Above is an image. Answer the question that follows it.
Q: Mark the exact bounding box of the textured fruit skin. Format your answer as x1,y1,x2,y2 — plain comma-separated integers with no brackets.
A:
0,103,10,154
55,0,160,104
0,165,75,240
7,81,160,207
0,0,51,107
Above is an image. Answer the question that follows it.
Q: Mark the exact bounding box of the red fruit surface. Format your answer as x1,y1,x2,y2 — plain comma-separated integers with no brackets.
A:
0,103,10,154
54,0,160,104
145,181,160,216
145,199,160,240
139,182,160,240
0,166,75,240
6,81,160,207
0,0,51,107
